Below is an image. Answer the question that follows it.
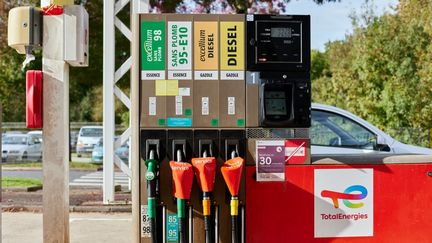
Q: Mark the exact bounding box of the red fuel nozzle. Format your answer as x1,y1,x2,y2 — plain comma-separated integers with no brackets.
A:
221,157,244,196
192,157,217,193
169,161,194,200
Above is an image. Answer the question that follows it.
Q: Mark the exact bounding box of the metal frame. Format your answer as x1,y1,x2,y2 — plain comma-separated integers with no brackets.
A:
103,0,131,203
103,0,149,204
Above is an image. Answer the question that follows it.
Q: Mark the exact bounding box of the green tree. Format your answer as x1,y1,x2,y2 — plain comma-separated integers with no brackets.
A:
1,0,342,123
313,0,432,146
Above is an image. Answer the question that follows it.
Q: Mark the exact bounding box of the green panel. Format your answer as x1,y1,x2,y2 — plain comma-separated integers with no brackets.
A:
141,21,165,70
211,119,219,127
185,108,192,117
158,119,166,126
237,119,245,127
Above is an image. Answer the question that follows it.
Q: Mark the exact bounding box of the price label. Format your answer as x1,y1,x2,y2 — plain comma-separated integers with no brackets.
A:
141,21,166,80
166,214,179,242
141,205,151,238
168,21,192,80
256,140,285,181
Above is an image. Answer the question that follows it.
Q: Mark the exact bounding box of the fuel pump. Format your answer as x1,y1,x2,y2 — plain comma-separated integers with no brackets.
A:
246,14,311,128
138,13,309,243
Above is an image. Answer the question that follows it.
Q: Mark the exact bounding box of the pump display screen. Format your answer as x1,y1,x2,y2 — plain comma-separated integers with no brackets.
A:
271,28,291,38
264,91,287,115
255,21,302,63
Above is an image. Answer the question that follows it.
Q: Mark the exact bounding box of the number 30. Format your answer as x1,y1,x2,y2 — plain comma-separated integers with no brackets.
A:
259,157,272,165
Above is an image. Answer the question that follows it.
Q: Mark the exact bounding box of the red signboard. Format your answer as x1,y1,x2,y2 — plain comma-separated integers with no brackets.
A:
246,164,432,242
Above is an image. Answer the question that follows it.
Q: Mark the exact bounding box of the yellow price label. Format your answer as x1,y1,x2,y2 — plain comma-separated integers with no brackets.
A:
220,21,244,71
194,21,218,70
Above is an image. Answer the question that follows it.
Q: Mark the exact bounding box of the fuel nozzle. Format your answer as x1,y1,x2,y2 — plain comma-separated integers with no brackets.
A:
145,150,158,180
192,140,217,243
145,140,160,243
221,146,244,243
169,142,194,243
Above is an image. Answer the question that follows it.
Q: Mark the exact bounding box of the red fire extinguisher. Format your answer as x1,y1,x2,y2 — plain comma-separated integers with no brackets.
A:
26,70,43,129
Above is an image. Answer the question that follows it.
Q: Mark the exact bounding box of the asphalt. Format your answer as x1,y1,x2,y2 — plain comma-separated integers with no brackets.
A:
2,212,132,243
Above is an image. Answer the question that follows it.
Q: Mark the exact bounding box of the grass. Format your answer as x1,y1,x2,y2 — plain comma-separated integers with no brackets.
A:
2,162,42,168
69,162,102,169
2,177,42,188
2,162,101,170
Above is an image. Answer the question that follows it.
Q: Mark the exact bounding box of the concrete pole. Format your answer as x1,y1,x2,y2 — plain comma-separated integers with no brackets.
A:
42,14,70,243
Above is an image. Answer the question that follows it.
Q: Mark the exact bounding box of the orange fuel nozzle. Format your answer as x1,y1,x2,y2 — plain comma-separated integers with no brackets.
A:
169,161,194,200
221,157,244,196
192,157,217,193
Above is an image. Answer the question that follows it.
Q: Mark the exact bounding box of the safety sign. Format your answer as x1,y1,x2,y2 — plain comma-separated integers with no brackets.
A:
285,139,308,164
256,140,285,181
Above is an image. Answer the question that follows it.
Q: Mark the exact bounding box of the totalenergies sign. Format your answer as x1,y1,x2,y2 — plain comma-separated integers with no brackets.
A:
321,185,368,209
314,169,374,238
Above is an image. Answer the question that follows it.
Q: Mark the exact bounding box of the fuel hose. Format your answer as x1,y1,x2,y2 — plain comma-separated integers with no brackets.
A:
145,150,159,243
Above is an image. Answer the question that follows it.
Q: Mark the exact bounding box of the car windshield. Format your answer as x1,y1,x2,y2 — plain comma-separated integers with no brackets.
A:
80,128,103,137
3,136,27,145
312,110,377,150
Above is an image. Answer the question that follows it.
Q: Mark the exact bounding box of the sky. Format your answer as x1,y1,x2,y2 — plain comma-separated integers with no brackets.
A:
284,0,399,50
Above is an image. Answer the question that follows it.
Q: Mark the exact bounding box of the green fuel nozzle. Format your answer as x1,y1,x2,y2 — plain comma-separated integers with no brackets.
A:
145,149,159,243
145,159,158,181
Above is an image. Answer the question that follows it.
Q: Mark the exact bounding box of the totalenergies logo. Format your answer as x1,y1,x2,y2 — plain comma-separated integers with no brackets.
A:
321,185,368,209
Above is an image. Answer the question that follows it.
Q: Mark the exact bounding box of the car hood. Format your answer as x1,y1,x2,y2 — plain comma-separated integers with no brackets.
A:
79,137,101,145
2,144,26,151
391,141,432,155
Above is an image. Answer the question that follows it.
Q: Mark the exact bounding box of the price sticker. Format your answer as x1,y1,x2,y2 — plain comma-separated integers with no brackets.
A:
256,140,285,181
141,205,151,238
166,214,179,242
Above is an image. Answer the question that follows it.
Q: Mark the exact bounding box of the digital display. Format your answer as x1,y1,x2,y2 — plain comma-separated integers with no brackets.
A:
266,91,286,99
265,91,287,115
271,27,291,38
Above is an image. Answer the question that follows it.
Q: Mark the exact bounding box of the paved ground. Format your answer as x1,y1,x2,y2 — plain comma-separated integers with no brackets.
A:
2,212,132,243
3,169,129,188
70,171,129,187
2,187,131,211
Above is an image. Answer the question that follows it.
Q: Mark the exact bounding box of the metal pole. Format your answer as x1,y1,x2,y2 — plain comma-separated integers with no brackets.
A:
42,14,70,242
103,0,115,204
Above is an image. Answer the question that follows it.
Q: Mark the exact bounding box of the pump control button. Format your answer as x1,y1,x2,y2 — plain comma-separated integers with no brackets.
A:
297,83,308,90
249,38,256,46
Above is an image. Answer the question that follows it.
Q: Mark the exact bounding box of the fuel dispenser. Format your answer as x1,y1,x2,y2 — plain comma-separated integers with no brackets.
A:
138,14,310,243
